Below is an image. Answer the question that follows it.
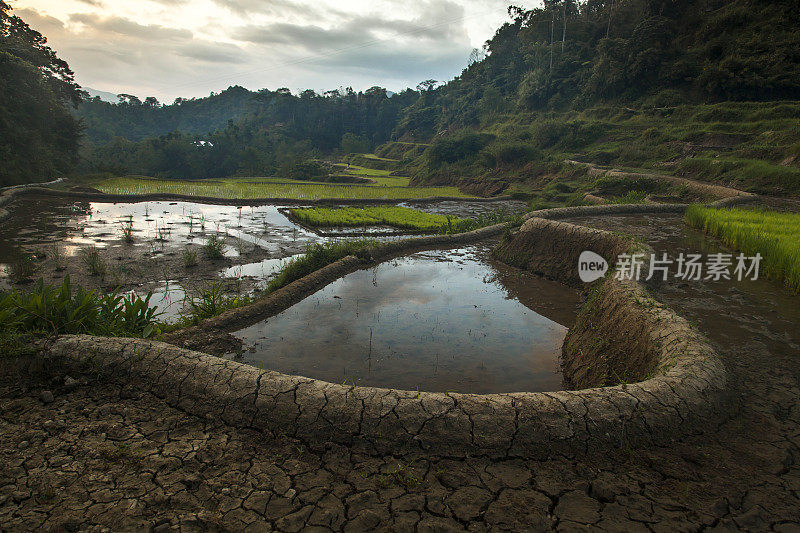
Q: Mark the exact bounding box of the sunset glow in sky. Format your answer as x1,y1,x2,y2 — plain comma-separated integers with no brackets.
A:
14,0,537,101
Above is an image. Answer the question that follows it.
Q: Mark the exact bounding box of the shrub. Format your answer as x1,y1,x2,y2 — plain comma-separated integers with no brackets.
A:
481,142,540,167
0,276,159,337
425,132,495,166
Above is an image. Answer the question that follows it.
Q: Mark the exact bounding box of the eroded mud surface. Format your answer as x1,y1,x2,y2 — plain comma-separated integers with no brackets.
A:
1,213,800,530
232,245,580,394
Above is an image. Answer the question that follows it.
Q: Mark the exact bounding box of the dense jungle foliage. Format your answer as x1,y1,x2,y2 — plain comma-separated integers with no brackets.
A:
0,1,83,187
82,87,419,178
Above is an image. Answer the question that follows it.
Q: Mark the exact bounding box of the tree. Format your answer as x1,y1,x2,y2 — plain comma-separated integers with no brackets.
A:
416,79,439,92
117,93,142,106
0,1,83,186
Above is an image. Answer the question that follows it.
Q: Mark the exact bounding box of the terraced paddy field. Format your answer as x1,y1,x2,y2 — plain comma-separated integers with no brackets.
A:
231,244,581,393
94,176,470,200
0,196,525,322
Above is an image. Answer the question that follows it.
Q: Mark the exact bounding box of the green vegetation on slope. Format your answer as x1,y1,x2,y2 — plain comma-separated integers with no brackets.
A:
401,101,800,196
288,206,462,231
685,206,800,293
0,2,82,186
265,239,378,294
95,177,472,200
396,0,800,140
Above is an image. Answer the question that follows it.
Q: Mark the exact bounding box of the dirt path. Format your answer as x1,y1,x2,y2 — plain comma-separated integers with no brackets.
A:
565,159,754,202
1,215,799,531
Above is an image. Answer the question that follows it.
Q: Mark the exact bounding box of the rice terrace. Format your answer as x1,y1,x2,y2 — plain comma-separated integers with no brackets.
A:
2,0,800,531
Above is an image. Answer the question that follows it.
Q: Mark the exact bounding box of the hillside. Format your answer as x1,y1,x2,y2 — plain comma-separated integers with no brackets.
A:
10,0,797,197
388,0,800,196
0,1,82,186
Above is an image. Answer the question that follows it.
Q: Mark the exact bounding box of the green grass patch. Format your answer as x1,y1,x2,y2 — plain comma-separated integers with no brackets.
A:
266,239,378,293
685,205,800,293
288,206,462,231
0,276,160,338
95,176,467,200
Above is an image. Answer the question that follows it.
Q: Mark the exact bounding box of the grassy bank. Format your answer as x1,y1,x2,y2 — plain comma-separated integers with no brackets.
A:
288,206,462,231
399,101,800,197
95,176,472,200
685,206,800,293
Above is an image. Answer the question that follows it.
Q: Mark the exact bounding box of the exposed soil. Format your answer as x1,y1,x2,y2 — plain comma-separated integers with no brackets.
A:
1,209,799,530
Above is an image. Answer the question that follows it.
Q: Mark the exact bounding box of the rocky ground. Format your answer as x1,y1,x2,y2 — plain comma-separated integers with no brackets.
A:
1,334,799,532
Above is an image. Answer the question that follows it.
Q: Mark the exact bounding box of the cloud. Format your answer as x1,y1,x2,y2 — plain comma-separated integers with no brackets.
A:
13,0,501,101
68,13,192,41
211,0,323,17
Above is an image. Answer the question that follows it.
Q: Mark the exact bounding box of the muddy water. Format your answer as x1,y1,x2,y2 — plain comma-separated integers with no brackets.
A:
0,196,331,319
405,200,528,218
232,245,581,394
567,214,800,361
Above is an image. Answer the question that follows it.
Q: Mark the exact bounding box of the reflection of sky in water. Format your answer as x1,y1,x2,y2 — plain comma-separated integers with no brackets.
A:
234,247,574,394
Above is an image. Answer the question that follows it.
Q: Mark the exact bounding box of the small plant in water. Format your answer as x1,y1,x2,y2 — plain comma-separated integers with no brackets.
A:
81,246,107,278
182,248,198,268
120,216,134,243
202,234,226,260
49,244,66,272
186,281,243,320
8,254,38,284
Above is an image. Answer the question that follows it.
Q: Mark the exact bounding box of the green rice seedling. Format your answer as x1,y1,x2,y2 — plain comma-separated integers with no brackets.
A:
182,248,198,268
685,205,800,293
120,216,134,243
8,254,38,283
202,234,226,260
49,244,66,272
80,246,107,278
288,205,460,231
96,176,473,200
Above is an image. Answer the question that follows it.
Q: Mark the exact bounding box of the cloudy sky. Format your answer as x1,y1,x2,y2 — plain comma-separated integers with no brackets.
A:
14,0,537,102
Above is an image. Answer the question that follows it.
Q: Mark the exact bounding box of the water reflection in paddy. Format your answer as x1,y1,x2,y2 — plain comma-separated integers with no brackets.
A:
232,245,581,394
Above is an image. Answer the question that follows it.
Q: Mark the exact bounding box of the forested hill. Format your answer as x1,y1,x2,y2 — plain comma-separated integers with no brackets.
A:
0,1,82,187
77,86,257,146
85,87,419,178
396,0,800,139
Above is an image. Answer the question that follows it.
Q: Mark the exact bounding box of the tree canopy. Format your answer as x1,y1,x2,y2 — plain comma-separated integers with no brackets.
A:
0,1,83,186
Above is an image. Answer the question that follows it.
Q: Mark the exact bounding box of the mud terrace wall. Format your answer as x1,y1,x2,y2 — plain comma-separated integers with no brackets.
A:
40,203,728,459
496,211,723,392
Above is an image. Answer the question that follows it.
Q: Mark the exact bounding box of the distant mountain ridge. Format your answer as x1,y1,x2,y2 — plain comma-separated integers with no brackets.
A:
83,87,118,103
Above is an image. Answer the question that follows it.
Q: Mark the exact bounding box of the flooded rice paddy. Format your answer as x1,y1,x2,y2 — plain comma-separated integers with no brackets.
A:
0,196,529,323
231,245,581,394
567,213,800,362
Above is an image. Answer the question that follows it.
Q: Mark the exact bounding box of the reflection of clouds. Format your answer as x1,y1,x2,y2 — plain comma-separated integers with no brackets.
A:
236,247,570,393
